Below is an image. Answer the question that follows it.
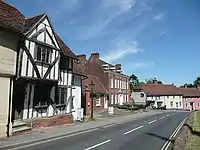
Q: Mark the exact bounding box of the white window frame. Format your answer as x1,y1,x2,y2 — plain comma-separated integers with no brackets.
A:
111,78,113,88
111,94,114,104
96,95,101,106
115,79,117,88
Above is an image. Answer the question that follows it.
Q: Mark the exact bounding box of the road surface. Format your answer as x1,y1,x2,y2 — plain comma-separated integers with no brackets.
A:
9,111,189,150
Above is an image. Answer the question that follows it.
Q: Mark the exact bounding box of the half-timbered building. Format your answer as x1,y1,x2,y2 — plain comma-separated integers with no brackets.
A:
0,1,86,137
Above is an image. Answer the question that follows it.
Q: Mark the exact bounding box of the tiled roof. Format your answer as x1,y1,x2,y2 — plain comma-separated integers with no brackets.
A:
84,59,108,90
55,34,77,59
0,1,24,33
82,75,108,94
0,1,77,59
23,14,45,33
179,88,200,97
134,84,183,96
72,60,87,77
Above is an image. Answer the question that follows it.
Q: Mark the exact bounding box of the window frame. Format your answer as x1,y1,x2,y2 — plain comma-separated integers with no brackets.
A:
35,44,52,64
96,95,101,106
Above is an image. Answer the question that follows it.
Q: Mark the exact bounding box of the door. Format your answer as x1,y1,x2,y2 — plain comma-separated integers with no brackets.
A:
190,102,194,111
104,96,108,109
176,102,178,109
12,81,27,122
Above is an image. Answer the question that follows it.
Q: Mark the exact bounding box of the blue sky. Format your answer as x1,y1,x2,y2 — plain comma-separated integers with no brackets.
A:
6,0,200,86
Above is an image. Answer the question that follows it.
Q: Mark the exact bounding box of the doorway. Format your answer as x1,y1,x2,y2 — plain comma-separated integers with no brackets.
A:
190,102,194,111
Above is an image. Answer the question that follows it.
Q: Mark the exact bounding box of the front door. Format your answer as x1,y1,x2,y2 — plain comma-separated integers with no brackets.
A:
190,102,194,111
176,102,178,109
12,81,27,122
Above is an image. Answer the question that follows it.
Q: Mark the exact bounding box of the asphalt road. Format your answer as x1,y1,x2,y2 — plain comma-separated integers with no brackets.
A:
10,111,189,150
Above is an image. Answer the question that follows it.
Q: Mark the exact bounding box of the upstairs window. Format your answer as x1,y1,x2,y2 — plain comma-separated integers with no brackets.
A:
36,45,52,63
60,56,69,70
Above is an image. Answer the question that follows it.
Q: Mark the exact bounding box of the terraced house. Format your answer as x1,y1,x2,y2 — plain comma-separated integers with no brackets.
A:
0,1,85,138
132,84,183,109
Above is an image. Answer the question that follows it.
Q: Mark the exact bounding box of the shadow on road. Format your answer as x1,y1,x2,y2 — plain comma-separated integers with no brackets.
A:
143,132,175,143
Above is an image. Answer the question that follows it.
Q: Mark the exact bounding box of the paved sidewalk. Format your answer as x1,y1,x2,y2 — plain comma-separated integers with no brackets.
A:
0,110,163,149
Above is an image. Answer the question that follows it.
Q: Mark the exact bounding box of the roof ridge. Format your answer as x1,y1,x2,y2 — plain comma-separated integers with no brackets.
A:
25,13,46,20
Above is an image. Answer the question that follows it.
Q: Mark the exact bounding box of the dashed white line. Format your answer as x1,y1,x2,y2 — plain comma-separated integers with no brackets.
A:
159,116,165,120
84,139,111,150
124,126,144,135
8,128,99,150
148,120,157,124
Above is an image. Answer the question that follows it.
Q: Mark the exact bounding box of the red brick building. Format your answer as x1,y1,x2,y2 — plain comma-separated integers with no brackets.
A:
77,52,130,114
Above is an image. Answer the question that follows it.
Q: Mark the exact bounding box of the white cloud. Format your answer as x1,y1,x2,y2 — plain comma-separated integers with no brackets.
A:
101,39,142,62
124,62,154,72
154,12,166,21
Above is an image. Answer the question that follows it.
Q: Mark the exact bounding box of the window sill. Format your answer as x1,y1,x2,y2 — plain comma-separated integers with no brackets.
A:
96,104,101,107
34,105,48,109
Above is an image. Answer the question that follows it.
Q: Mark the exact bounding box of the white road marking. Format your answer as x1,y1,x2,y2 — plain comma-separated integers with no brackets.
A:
159,116,165,120
6,128,99,150
124,126,144,135
166,114,170,117
103,123,116,128
148,120,157,124
84,139,111,150
161,117,187,150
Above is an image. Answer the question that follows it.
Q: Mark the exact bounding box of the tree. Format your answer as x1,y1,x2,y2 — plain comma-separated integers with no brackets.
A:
129,74,139,91
194,76,200,87
145,77,162,84
180,83,195,88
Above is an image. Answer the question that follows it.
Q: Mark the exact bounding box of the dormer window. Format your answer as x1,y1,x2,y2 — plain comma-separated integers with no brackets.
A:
36,44,52,63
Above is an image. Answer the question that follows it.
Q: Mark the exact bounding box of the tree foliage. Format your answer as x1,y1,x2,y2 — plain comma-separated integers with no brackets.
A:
145,77,162,84
129,74,139,91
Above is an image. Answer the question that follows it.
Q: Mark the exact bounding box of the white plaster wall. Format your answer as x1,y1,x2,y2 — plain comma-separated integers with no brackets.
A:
131,91,146,105
0,77,12,138
149,95,183,109
72,75,82,120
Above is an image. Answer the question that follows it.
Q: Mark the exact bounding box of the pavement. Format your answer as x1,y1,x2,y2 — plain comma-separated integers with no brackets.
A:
0,110,190,150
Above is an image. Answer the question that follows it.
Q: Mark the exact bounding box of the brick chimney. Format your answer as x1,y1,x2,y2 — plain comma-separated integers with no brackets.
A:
115,64,122,73
77,54,86,63
90,53,99,60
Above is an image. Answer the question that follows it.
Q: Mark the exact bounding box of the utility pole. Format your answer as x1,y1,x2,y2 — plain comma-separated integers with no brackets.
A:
89,80,94,120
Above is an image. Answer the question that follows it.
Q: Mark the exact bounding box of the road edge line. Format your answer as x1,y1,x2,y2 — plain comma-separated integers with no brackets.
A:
160,117,187,150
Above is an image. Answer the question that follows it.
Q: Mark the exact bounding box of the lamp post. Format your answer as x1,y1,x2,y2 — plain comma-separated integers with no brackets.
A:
89,80,95,120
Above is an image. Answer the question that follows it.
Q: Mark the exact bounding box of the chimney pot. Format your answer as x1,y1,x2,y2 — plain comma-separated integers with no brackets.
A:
90,53,99,60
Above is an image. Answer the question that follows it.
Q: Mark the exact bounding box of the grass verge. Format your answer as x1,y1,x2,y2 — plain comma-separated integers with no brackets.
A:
185,111,200,150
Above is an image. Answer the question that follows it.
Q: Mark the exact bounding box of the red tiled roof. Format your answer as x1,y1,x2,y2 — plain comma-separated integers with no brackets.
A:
23,14,45,33
55,34,77,59
82,75,108,94
0,1,25,33
134,84,183,96
84,59,108,90
0,1,77,59
73,60,87,77
179,88,200,97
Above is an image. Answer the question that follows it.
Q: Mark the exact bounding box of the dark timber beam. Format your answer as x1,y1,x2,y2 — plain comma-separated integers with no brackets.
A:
43,56,59,79
21,44,41,78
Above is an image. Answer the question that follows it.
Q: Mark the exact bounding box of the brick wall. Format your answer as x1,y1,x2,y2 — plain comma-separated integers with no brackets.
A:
32,114,73,129
84,87,105,115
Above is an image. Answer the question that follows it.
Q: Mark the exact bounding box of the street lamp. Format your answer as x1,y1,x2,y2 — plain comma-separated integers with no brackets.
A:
89,80,95,120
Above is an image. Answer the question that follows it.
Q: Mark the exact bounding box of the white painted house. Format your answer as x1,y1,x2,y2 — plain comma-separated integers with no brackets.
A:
132,84,183,109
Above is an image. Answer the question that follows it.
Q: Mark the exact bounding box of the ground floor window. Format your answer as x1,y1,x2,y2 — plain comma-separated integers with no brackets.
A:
96,95,101,106
179,101,181,107
170,101,173,107
58,87,67,105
